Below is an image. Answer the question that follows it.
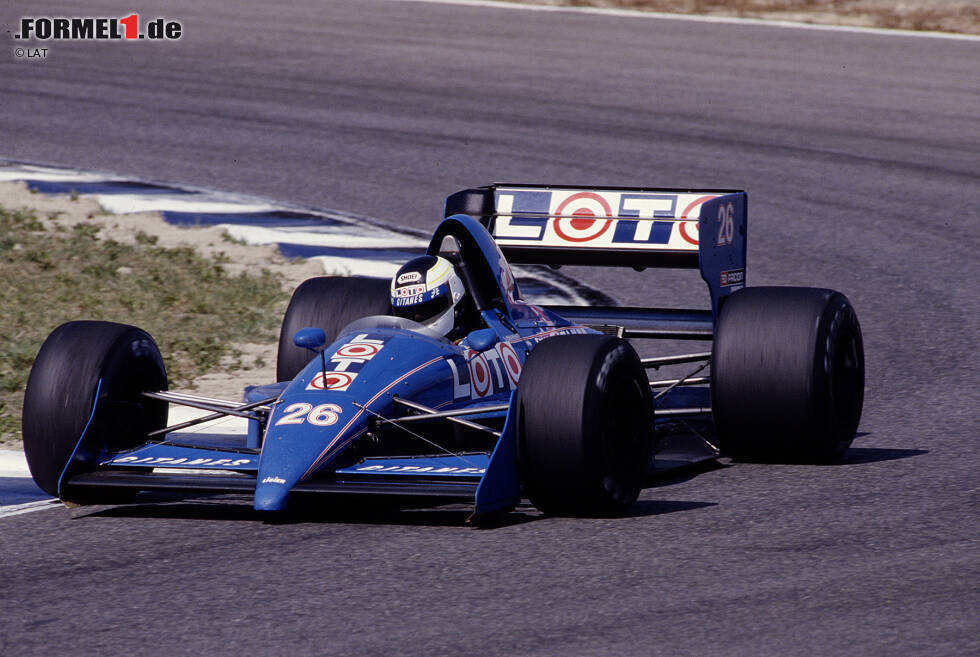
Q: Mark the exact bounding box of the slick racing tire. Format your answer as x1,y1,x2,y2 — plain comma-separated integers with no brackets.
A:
276,276,392,382
711,287,864,463
517,334,654,516
22,321,168,500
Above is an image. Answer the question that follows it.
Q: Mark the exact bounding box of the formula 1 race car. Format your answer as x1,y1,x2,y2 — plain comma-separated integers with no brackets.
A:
22,184,864,518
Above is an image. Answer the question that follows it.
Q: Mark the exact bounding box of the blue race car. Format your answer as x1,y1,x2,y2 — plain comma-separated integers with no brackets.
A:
22,184,865,518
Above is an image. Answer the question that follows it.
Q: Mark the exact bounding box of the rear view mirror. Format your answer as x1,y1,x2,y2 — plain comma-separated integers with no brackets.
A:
293,327,327,352
462,328,498,353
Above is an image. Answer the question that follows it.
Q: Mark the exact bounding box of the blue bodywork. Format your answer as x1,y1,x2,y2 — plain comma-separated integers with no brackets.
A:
93,214,590,515
72,188,746,516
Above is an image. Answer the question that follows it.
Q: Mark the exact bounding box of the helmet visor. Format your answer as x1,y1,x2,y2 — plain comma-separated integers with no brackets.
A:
392,293,452,325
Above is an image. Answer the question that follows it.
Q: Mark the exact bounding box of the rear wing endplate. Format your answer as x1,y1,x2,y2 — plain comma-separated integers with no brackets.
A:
445,184,747,317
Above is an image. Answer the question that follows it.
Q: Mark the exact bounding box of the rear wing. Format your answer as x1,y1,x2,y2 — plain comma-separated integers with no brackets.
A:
444,184,747,320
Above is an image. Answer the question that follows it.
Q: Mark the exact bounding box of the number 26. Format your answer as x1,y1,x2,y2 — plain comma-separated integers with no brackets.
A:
275,403,342,427
716,202,735,246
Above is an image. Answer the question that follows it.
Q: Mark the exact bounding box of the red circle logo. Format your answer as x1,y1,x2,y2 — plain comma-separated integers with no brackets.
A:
497,342,522,386
336,343,380,358
553,192,613,242
468,351,492,397
678,221,699,245
311,371,355,390
677,195,717,246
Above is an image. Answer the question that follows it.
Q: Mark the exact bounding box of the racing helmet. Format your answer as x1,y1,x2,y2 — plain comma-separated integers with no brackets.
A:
390,255,466,337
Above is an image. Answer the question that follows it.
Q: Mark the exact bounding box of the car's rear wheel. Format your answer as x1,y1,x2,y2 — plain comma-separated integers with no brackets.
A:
711,286,864,463
276,276,392,382
516,334,654,516
22,321,168,500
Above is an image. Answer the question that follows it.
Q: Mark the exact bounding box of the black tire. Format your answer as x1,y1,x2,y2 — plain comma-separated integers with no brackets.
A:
22,321,168,499
711,286,864,463
517,334,654,516
276,276,392,382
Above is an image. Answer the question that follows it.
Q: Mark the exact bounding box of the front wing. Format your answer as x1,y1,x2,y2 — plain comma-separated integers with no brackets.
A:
64,390,717,516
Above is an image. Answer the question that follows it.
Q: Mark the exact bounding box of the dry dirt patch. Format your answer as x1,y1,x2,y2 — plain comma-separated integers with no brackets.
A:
514,0,980,34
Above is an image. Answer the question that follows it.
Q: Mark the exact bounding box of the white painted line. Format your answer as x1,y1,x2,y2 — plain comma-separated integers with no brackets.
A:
0,170,118,183
95,194,280,215
0,499,61,519
390,0,980,41
223,225,428,250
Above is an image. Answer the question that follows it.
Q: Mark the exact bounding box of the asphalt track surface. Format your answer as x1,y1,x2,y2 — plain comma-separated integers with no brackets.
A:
2,1,978,655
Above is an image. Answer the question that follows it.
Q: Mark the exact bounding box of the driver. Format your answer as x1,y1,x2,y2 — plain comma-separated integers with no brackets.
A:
390,255,467,341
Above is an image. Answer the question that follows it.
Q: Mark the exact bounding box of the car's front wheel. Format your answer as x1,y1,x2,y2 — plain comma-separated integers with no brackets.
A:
22,321,168,500
516,334,654,516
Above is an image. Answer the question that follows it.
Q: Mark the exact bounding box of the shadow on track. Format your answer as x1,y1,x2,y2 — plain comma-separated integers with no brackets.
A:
80,494,541,528
840,447,929,465
628,499,718,516
77,492,717,527
646,457,728,488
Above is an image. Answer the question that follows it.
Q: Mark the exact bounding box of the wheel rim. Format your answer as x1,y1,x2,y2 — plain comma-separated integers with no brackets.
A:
831,323,864,437
597,361,650,504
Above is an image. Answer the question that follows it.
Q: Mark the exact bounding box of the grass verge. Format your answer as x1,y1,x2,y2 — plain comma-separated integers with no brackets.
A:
0,203,288,446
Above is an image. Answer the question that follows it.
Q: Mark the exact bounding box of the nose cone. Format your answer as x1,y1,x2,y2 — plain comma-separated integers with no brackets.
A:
252,381,359,511
252,327,454,512
253,394,356,512
254,477,291,511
